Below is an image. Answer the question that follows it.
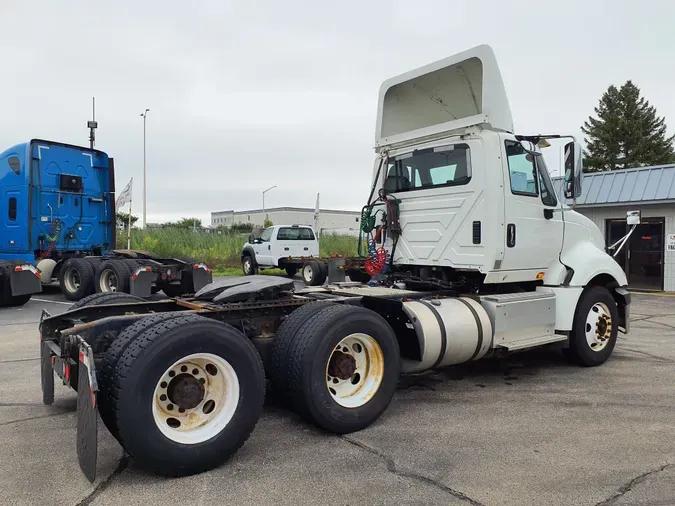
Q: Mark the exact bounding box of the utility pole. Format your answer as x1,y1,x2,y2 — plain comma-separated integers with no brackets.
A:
87,97,97,149
140,109,150,228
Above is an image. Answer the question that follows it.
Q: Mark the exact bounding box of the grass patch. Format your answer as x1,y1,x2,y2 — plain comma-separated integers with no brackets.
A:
119,228,360,271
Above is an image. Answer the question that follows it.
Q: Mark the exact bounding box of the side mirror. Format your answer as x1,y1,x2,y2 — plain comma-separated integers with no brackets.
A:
627,210,641,225
248,233,255,244
563,141,583,199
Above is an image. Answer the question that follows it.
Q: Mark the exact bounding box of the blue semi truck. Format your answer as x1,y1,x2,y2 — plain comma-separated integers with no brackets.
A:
0,139,212,306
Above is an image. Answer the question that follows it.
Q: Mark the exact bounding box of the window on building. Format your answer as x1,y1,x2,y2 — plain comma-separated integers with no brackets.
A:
8,197,17,220
277,227,315,240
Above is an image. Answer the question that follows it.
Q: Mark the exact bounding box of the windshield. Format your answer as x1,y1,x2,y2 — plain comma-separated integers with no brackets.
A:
384,143,471,193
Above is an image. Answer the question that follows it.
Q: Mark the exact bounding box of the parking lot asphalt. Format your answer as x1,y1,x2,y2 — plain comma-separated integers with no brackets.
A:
1,286,674,506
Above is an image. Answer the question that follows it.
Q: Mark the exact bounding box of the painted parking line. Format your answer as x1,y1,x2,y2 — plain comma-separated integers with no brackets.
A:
29,298,72,306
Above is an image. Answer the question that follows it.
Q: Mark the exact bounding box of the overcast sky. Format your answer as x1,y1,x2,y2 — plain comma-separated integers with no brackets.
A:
2,1,674,224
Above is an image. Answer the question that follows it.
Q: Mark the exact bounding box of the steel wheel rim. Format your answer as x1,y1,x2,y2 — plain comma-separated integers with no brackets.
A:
63,267,81,293
303,264,314,283
326,333,384,408
152,352,240,444
99,269,117,292
585,302,612,352
243,258,252,274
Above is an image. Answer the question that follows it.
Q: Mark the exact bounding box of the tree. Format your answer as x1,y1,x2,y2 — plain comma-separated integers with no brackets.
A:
582,81,675,171
263,218,273,228
116,211,139,230
170,217,202,229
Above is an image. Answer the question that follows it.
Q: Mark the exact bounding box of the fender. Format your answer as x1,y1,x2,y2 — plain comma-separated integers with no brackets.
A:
241,245,258,266
560,241,628,288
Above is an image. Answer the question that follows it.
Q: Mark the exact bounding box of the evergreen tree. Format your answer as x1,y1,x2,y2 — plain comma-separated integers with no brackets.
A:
581,81,675,171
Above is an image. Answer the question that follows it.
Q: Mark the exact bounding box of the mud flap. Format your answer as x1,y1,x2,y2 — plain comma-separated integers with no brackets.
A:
129,266,154,298
76,342,99,483
10,265,42,296
192,263,212,293
40,340,54,405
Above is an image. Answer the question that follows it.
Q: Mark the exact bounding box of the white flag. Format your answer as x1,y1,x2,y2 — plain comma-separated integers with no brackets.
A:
116,177,133,210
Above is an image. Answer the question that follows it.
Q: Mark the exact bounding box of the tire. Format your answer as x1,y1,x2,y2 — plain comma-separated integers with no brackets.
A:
302,261,324,286
69,291,144,311
568,286,619,367
110,314,265,476
59,258,96,301
0,261,34,306
285,266,298,277
151,284,162,294
268,301,336,399
242,255,257,276
347,268,371,284
318,261,328,282
283,304,400,433
95,260,131,294
98,312,187,439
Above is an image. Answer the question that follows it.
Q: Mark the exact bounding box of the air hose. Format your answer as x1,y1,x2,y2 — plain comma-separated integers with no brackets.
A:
40,220,62,258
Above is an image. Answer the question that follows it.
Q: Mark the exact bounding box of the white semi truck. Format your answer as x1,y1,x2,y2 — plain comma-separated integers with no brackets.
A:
39,44,630,481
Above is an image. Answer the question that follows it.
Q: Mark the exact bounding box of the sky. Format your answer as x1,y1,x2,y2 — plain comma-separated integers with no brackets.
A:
1,0,674,225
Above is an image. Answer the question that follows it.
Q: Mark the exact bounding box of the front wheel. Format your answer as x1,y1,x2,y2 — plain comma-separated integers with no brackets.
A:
242,255,257,276
568,286,619,367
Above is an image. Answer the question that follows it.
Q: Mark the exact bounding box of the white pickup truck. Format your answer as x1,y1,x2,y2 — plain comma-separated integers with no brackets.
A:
241,225,320,277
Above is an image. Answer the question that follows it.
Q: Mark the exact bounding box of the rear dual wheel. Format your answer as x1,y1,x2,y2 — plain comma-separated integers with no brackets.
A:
100,314,265,476
301,261,327,286
59,258,96,301
270,303,400,433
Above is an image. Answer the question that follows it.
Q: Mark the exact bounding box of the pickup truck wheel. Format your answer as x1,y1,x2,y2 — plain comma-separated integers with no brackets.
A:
284,304,400,433
98,312,186,440
111,315,265,476
95,260,131,294
568,286,619,367
59,258,96,301
242,255,257,276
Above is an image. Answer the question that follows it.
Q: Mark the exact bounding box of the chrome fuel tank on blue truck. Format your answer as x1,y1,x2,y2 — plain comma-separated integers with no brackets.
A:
0,139,116,262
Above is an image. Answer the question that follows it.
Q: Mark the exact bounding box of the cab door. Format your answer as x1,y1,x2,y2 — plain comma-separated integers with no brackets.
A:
254,227,275,266
499,138,563,271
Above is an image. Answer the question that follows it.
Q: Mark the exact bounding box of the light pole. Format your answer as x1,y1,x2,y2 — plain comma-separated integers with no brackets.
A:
140,109,150,228
262,185,277,225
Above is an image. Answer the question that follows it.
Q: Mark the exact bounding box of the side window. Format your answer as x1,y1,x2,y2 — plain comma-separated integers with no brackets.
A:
505,141,538,197
8,157,20,175
277,227,316,240
8,197,17,221
259,227,273,242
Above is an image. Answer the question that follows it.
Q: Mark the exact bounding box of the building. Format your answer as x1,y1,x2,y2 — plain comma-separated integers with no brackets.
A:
554,164,675,292
211,207,361,236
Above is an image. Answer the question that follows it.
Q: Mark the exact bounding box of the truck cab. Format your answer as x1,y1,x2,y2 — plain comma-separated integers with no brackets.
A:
242,225,320,275
371,44,629,338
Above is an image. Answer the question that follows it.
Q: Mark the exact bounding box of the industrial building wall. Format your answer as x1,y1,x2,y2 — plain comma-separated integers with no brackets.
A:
578,204,675,291
211,209,361,235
